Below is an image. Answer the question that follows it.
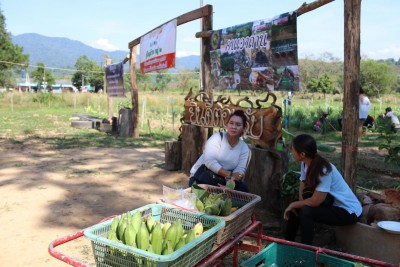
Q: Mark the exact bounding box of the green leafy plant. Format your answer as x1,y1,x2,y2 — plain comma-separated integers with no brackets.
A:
375,117,400,164
281,171,301,199
117,98,132,110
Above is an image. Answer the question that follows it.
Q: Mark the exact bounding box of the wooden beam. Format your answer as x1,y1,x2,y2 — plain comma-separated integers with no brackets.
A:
128,5,212,49
195,0,334,39
296,0,335,16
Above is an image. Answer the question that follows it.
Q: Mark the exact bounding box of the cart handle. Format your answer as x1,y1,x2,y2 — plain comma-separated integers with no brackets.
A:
48,215,117,267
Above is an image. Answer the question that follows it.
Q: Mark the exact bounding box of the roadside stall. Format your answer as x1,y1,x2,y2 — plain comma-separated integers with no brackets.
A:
48,184,398,267
49,1,399,266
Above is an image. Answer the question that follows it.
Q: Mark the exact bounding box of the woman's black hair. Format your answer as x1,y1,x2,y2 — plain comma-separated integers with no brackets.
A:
229,109,247,126
292,134,332,188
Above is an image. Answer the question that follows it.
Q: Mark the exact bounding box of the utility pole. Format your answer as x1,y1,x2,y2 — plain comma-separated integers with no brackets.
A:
103,55,113,121
42,68,47,92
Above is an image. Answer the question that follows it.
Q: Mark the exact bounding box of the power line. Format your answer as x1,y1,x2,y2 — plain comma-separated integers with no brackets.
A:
0,60,200,75
0,60,103,73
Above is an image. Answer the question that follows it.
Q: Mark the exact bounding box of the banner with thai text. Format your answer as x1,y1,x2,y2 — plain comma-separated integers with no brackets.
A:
105,62,125,97
209,12,298,92
140,19,177,74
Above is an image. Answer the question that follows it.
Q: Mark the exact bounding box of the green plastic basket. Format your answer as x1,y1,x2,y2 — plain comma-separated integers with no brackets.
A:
84,203,225,267
240,242,359,267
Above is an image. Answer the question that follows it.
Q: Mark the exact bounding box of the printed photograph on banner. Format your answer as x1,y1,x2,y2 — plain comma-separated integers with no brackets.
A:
105,62,125,97
140,19,177,74
209,12,299,92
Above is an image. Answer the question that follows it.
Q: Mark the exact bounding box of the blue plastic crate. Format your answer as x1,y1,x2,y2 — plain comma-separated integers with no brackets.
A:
241,242,360,267
84,203,225,267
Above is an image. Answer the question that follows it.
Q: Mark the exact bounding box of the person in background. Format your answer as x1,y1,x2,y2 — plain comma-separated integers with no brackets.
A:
359,87,372,137
363,114,375,129
383,107,400,133
284,134,362,245
313,112,328,132
188,110,251,192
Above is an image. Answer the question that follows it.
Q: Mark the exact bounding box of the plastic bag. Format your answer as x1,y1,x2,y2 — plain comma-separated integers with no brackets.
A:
162,185,197,210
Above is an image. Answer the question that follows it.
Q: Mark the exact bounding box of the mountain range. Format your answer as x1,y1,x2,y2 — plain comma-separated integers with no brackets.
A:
11,33,200,71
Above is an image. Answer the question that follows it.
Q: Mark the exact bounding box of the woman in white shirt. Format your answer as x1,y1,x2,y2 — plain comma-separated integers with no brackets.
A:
188,110,250,192
359,87,372,137
284,134,362,245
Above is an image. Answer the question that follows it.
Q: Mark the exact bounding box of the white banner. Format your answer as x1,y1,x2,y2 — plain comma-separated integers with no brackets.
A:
140,19,177,74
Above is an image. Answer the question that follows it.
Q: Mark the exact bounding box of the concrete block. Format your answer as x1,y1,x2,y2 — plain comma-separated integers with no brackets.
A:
335,222,400,265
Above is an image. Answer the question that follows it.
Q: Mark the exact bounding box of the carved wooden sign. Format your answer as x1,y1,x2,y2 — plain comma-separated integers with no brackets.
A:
183,89,282,149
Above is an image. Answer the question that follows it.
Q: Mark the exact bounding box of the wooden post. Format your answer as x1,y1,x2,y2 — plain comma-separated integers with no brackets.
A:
341,0,361,191
119,108,133,137
181,124,208,175
165,140,182,171
129,46,139,138
177,6,213,175
201,6,212,100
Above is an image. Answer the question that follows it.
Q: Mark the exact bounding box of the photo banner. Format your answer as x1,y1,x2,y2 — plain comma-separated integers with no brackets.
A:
105,62,125,98
209,12,299,92
140,19,177,74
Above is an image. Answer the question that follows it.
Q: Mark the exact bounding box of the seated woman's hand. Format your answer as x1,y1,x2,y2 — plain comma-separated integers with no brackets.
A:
232,173,244,181
284,203,298,220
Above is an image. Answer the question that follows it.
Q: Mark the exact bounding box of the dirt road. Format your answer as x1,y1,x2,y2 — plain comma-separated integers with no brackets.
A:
0,138,188,266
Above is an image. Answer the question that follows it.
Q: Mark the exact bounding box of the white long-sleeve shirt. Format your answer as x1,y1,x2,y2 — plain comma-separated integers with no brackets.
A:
190,132,250,177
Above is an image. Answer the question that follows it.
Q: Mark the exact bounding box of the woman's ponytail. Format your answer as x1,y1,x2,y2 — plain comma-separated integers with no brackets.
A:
293,134,332,188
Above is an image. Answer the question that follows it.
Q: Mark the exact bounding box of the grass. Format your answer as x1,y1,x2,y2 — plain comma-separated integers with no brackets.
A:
1,90,399,190
0,91,182,148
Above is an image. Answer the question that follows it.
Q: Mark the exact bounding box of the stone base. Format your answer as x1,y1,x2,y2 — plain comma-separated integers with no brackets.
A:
335,222,400,265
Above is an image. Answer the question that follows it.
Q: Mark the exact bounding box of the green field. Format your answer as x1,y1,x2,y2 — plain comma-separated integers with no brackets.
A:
1,90,399,190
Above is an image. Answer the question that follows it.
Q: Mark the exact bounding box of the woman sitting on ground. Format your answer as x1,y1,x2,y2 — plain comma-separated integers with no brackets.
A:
188,110,250,192
284,134,362,245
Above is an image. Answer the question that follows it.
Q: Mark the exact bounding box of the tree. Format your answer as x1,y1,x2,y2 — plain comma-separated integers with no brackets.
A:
136,68,151,91
0,9,29,87
299,54,343,92
72,55,103,92
176,68,196,93
360,59,396,98
30,62,55,90
306,73,335,95
154,70,172,93
306,78,319,93
318,73,335,95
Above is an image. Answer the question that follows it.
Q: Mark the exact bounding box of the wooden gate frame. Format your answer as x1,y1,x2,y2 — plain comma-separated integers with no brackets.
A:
125,5,213,138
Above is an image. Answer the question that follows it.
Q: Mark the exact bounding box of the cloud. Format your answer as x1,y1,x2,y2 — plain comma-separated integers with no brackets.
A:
90,38,118,51
365,45,400,60
176,51,200,57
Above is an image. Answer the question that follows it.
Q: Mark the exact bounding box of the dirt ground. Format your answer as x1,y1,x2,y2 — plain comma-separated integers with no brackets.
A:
1,135,398,267
0,138,193,267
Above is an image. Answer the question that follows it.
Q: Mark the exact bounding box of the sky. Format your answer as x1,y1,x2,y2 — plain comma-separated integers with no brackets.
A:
1,0,399,61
